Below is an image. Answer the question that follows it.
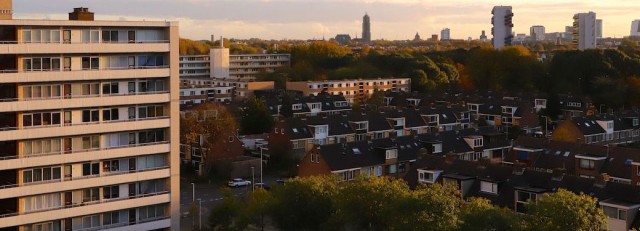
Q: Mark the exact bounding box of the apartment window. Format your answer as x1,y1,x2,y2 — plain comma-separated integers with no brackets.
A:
474,138,483,147
103,160,120,173
355,133,367,141
72,214,100,230
22,57,61,71
81,83,100,95
433,143,442,154
579,159,595,170
388,164,397,174
311,103,321,109
292,140,305,149
138,204,166,220
81,56,99,70
102,82,119,95
83,187,100,202
23,193,61,212
82,136,100,150
82,109,100,123
480,181,498,194
82,162,100,176
139,79,165,92
103,185,120,199
373,132,384,139
354,122,368,130
603,206,627,220
102,30,119,43
23,112,61,127
292,104,303,110
23,85,62,99
81,29,100,43
23,138,62,156
138,130,165,144
337,169,359,182
103,108,120,121
137,105,164,119
385,149,398,159
23,166,61,183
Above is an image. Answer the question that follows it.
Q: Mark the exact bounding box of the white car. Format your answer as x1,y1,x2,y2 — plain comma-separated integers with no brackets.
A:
228,178,251,187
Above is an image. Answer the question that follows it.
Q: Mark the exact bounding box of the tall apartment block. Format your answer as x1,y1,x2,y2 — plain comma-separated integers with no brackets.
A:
491,6,514,49
573,12,597,50
530,25,545,41
440,28,450,41
631,20,640,37
286,78,410,103
595,19,603,39
0,5,180,231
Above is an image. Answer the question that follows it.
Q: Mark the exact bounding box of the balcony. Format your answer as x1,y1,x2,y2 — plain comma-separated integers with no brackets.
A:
88,217,171,231
0,191,170,227
0,116,170,142
0,141,170,171
0,66,170,84
0,91,169,113
0,166,170,199
0,42,170,55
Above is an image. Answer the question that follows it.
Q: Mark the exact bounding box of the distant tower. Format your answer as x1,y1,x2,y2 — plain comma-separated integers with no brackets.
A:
573,12,596,50
596,19,603,38
491,6,514,49
480,30,487,40
0,0,11,20
362,13,371,42
441,28,450,41
632,20,640,37
414,32,421,41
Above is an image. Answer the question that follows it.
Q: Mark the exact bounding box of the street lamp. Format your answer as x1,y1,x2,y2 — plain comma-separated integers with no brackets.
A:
251,166,255,191
191,183,195,202
198,198,203,230
544,116,548,137
260,147,264,184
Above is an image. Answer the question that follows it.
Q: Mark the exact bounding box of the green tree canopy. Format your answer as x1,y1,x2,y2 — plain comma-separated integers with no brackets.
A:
526,189,607,231
241,96,274,135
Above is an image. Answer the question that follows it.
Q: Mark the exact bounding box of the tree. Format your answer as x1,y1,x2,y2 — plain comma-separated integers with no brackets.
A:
365,88,385,110
526,189,606,231
241,96,274,135
459,198,524,231
407,69,435,93
334,176,412,230
243,188,271,231
268,176,338,231
209,187,246,230
401,183,463,231
279,93,293,118
179,38,211,55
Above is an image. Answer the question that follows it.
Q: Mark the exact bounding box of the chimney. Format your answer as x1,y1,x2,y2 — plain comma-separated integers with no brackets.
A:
0,0,12,20
444,153,457,164
69,7,94,21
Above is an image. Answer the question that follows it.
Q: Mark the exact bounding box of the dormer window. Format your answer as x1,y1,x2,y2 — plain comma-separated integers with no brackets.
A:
395,118,405,127
385,149,398,159
292,104,302,110
310,103,321,110
607,122,613,129
354,122,368,130
417,169,441,184
578,159,595,170
433,143,442,154
634,119,639,127
502,107,514,114
480,181,498,194
474,138,483,147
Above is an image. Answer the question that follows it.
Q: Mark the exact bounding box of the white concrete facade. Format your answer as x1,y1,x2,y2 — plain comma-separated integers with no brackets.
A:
573,12,597,50
0,15,179,231
631,20,640,37
491,6,513,49
530,25,545,41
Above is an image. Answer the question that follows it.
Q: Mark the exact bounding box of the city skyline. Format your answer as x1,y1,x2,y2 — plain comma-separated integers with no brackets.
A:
11,0,640,41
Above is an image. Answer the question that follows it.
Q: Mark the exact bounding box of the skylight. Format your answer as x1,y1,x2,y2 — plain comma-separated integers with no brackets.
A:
352,148,361,154
555,150,561,155
292,128,298,133
563,151,570,157
442,114,448,119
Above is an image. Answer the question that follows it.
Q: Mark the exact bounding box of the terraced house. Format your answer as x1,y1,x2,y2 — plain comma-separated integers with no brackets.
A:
0,5,180,231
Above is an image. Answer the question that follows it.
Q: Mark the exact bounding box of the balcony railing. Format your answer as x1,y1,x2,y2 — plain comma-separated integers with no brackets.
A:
3,40,170,45
0,166,169,190
75,216,170,231
0,114,169,132
0,65,169,76
0,140,169,161
0,191,169,219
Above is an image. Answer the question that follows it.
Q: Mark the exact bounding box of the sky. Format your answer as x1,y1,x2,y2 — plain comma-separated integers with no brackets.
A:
13,0,640,41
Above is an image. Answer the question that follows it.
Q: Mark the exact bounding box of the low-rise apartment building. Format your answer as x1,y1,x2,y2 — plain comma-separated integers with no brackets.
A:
286,78,411,103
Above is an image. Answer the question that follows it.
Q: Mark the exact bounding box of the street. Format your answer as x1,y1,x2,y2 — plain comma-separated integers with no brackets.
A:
179,175,283,231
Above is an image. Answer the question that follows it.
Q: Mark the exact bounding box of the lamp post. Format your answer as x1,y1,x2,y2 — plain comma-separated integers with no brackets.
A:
198,198,203,230
544,116,548,137
260,147,264,184
251,166,255,191
600,104,605,114
191,183,195,202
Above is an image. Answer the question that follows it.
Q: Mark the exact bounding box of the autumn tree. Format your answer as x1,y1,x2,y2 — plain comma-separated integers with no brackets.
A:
279,93,293,118
459,198,524,231
179,38,211,55
401,183,463,231
268,176,338,231
208,187,246,230
240,96,274,135
526,189,606,231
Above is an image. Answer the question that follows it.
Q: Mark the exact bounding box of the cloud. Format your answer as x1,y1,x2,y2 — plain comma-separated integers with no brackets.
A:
11,0,639,40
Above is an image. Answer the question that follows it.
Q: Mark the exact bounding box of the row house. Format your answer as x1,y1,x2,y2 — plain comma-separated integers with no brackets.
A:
405,155,640,231
298,136,421,180
507,136,640,186
552,115,640,145
557,94,596,119
262,92,351,118
418,127,511,163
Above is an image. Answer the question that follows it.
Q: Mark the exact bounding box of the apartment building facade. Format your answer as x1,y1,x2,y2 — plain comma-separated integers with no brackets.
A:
573,12,597,50
286,78,411,103
491,6,514,49
179,49,290,80
179,78,274,104
0,7,180,231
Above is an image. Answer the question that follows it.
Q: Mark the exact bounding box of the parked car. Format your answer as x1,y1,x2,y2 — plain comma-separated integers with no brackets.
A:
275,179,286,185
228,178,251,187
254,183,271,191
